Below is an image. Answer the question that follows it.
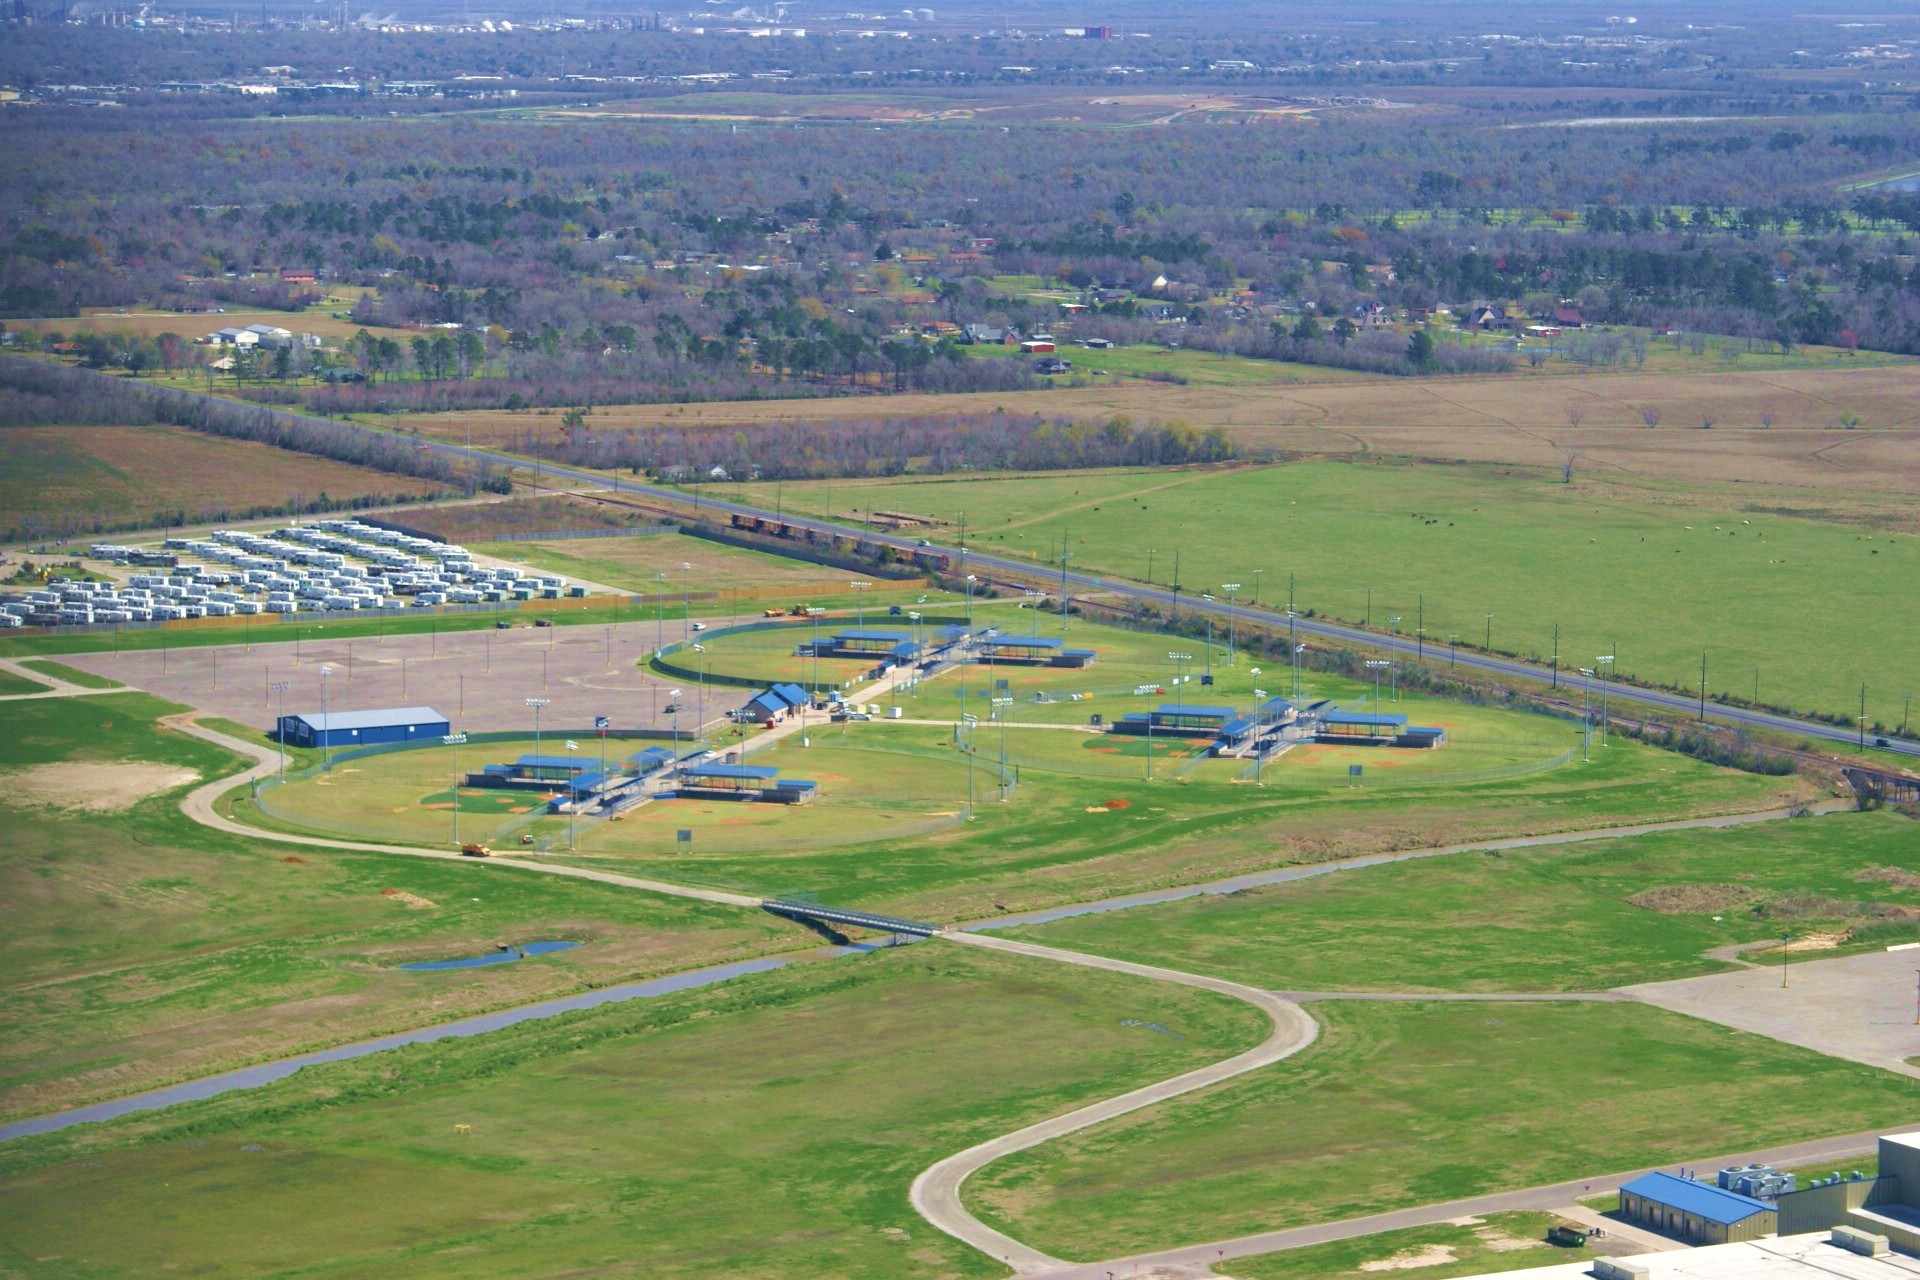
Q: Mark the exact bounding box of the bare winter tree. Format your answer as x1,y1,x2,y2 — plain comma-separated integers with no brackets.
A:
1562,445,1583,484
1639,406,1662,429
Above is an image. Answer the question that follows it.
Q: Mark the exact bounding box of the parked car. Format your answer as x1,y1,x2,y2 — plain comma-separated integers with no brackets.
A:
534,618,552,628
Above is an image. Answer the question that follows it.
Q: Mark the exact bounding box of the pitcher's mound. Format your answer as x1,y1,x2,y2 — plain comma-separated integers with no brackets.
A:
8,762,199,812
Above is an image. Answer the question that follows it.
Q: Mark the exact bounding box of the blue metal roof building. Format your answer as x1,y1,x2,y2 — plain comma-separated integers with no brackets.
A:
1618,1172,1779,1244
277,705,449,749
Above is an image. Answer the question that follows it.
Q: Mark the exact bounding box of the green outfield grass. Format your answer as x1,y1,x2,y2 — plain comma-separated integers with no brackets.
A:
1005,809,1920,994
0,695,799,1120
733,459,1917,725
966,340,1375,386
0,944,1264,1280
965,1000,1920,1261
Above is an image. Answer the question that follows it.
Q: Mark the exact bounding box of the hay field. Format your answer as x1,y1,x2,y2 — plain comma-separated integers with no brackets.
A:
0,423,453,539
399,365,1920,497
8,306,411,343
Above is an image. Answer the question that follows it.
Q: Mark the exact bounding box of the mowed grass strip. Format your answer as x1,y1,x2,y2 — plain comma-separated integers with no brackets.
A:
1005,809,1920,994
17,658,121,689
0,667,51,695
964,1000,1920,1261
1225,1210,1612,1279
737,460,1917,723
0,694,801,1119
0,423,453,537
0,944,1265,1280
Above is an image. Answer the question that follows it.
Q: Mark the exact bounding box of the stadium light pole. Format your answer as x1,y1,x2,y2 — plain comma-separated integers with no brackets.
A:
1596,655,1614,745
962,713,978,819
669,689,683,757
443,732,467,847
1252,683,1268,787
526,696,549,760
850,580,871,627
964,574,977,628
693,643,709,745
1251,568,1263,604
318,665,334,772
992,695,1013,798
1023,590,1045,636
1388,616,1402,700
1366,658,1389,716
1222,584,1240,659
1578,669,1595,762
681,561,692,634
655,571,668,651
271,679,292,778
565,738,579,850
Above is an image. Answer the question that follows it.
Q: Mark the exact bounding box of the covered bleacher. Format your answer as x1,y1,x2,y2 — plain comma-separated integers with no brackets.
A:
1109,704,1239,737
798,629,923,669
674,761,819,804
971,635,1098,668
1314,710,1447,748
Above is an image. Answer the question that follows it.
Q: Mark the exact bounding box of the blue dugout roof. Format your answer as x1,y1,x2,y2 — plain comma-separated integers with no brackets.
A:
983,636,1063,649
513,754,592,771
1062,648,1097,658
770,683,811,706
776,778,819,792
631,747,677,768
1619,1173,1774,1225
1259,696,1295,715
1154,704,1237,720
1322,712,1410,728
683,763,780,781
1218,716,1256,738
835,628,914,643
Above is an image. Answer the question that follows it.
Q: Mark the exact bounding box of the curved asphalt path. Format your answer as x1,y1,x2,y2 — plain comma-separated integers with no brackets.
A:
167,714,762,908
16,359,1908,761
911,931,1320,1274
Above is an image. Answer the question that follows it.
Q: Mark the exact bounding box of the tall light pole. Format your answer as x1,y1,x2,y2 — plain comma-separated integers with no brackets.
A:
1250,568,1263,604
962,712,978,819
564,738,579,850
992,694,1013,797
656,570,668,651
444,731,467,846
1388,616,1402,700
1023,589,1045,635
1366,658,1389,715
1484,612,1493,652
1057,546,1071,632
669,688,683,756
1222,583,1240,659
319,664,334,772
271,679,292,778
850,580,871,627
1201,594,1215,680
1252,682,1268,787
1287,610,1302,700
964,574,977,628
1596,655,1614,745
1578,668,1595,761
681,561,692,635
526,696,550,760
693,643,709,743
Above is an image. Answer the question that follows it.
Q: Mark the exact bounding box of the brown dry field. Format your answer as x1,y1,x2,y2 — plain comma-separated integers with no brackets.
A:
1,424,454,534
403,365,1920,498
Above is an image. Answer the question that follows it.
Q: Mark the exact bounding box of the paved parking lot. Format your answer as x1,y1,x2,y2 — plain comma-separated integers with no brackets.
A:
59,618,725,737
1625,947,1920,1080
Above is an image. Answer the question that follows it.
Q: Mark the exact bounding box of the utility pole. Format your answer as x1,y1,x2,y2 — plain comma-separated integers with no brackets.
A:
271,680,291,778
1860,682,1869,747
1579,669,1594,761
1366,658,1389,715
1699,652,1708,722
1597,654,1614,745
1416,595,1424,661
1551,622,1560,689
963,713,978,819
319,665,334,772
1484,612,1493,652
526,696,549,760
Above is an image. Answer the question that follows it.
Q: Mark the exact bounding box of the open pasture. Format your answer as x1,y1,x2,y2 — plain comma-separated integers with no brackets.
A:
0,696,793,1120
402,364,1920,499
964,1000,1920,1262
1004,808,1920,994
0,423,453,540
7,306,414,343
737,460,1919,723
0,944,1262,1280
475,530,868,595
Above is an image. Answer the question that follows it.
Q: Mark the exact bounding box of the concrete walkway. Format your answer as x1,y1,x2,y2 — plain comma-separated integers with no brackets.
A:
911,931,1320,1275
0,657,121,701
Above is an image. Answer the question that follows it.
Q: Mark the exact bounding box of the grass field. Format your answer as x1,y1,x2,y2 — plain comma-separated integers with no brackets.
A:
0,943,1264,1280
16,658,121,688
967,340,1376,387
731,460,1919,724
0,668,50,695
0,423,453,540
0,694,801,1119
1223,1211,1616,1279
1004,809,1920,994
6,305,413,344
476,532,867,595
403,364,1920,499
965,1000,1920,1260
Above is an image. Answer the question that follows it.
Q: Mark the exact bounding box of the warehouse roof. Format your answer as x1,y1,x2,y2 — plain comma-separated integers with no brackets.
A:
1621,1172,1775,1225
286,706,447,731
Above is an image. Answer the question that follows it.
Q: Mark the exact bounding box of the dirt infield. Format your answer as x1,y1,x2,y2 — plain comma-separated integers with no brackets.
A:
7,762,199,811
402,365,1920,497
